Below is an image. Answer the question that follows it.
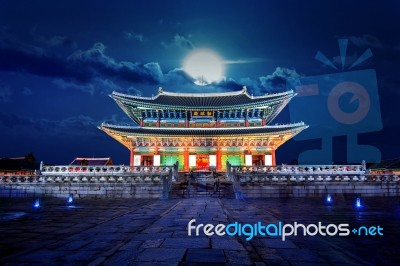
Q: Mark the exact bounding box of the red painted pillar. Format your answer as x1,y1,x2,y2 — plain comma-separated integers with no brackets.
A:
130,148,135,166
184,147,189,171
216,148,222,171
271,149,276,166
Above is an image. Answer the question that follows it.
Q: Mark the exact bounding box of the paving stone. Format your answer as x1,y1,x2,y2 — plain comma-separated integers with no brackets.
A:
129,262,179,266
260,238,297,249
119,240,143,251
224,250,253,265
185,248,226,263
136,248,186,262
15,250,66,262
0,197,399,265
278,249,325,263
105,250,140,265
62,250,100,262
162,237,209,248
132,232,172,240
140,238,164,248
211,238,245,250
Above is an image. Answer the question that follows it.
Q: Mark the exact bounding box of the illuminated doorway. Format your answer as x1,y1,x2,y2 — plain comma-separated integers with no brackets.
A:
196,155,209,170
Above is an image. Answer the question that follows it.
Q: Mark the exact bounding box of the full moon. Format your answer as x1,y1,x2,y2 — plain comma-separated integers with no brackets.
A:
183,49,224,85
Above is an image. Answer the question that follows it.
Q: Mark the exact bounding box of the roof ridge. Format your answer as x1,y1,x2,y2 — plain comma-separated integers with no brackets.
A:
161,89,246,97
112,88,295,100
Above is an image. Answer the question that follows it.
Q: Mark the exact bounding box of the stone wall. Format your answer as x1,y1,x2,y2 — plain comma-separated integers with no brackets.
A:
0,182,164,199
237,182,400,198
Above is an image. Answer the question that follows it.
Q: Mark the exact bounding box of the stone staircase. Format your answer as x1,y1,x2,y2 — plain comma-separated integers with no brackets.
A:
169,172,234,199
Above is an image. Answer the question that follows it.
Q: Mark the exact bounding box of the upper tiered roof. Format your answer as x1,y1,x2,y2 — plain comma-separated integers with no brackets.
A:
111,87,296,110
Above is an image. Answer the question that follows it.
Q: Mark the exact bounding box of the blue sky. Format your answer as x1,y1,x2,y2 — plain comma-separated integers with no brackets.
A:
0,0,399,164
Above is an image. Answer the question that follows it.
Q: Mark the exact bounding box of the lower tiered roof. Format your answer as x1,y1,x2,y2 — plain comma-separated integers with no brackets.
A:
99,122,308,137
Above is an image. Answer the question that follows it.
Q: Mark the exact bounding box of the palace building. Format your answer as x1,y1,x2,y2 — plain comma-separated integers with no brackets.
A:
99,87,307,171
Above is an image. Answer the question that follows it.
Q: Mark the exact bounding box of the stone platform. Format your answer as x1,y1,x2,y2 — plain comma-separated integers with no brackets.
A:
0,197,399,265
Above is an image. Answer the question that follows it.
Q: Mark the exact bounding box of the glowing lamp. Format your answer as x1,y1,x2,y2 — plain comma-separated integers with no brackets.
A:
356,197,362,208
67,194,74,205
33,199,41,209
326,194,332,203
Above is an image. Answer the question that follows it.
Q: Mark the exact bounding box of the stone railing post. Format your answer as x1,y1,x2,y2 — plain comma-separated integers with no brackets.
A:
161,169,172,200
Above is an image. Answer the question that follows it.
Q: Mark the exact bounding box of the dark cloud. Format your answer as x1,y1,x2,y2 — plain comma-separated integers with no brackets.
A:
0,85,12,102
164,68,194,85
46,35,77,48
159,66,301,95
0,34,300,98
0,38,164,92
0,37,79,80
212,78,244,92
162,34,194,50
259,67,300,93
68,42,163,84
53,77,142,96
30,25,77,48
0,112,117,137
20,87,33,96
123,32,144,42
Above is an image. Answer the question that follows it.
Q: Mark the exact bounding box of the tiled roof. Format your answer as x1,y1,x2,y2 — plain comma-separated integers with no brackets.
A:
70,157,113,166
111,89,295,109
100,123,308,137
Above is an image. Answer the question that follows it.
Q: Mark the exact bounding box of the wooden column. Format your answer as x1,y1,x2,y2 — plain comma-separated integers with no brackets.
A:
216,147,222,171
129,148,135,166
262,118,266,126
184,147,189,171
271,149,276,166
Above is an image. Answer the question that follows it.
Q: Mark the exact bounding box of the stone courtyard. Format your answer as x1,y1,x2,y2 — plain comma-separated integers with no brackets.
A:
0,196,399,265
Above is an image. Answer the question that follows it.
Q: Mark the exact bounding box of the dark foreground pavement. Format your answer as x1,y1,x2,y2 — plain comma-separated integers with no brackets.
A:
0,196,399,265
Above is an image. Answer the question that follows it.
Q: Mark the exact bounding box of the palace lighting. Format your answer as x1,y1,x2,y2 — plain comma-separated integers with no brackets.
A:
99,88,308,170
67,194,74,206
33,199,40,209
356,197,362,208
326,194,332,203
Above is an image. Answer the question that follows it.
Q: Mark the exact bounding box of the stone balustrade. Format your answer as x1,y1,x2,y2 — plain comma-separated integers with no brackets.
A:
40,165,173,176
233,173,399,183
0,173,172,183
230,164,365,175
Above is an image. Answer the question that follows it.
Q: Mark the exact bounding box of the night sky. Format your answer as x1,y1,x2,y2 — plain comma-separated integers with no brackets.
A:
0,0,399,165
